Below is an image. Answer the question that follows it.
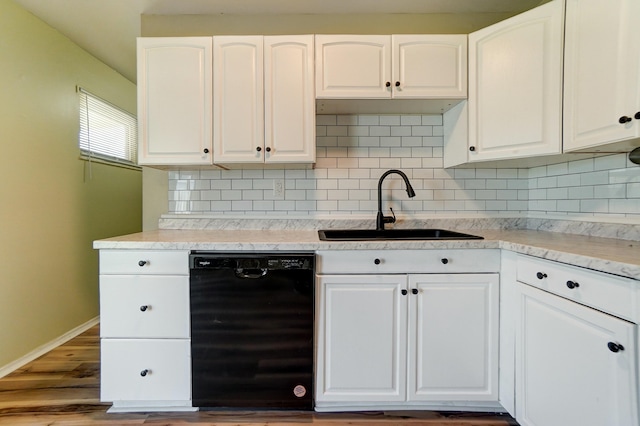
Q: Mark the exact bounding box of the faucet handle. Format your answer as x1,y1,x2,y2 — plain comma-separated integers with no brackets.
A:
381,207,396,225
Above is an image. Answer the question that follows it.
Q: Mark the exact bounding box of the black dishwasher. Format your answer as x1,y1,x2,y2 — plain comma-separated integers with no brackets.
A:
189,252,314,410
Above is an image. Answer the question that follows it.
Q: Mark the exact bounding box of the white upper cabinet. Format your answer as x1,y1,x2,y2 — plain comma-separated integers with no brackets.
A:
137,37,213,165
213,36,265,164
315,35,390,98
264,35,316,163
214,35,315,164
393,35,467,99
563,0,640,152
316,35,467,99
467,0,564,163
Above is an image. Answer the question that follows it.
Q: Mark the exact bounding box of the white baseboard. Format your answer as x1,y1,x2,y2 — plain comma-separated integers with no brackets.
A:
0,316,100,379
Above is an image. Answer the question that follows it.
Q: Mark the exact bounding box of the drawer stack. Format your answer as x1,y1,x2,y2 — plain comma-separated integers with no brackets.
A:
99,250,191,410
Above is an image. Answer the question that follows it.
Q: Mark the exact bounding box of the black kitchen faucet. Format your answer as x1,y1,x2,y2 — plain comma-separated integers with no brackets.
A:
376,169,416,231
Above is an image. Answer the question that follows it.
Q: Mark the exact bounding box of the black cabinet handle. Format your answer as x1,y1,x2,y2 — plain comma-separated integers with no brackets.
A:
138,260,147,267
608,342,625,353
441,258,449,264
469,146,476,152
374,258,381,265
140,369,150,377
566,280,580,289
256,146,262,152
401,289,408,296
395,81,400,87
619,116,632,124
203,148,209,154
265,147,271,152
140,305,149,312
411,288,419,295
385,82,391,87
635,112,640,120
536,272,547,280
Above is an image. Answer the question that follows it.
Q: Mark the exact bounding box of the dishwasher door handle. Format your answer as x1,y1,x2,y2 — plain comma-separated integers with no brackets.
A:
235,268,268,279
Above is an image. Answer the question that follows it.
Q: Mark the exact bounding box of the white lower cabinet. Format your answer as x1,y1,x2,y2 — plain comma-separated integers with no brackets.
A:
408,274,499,402
315,250,500,410
99,250,192,412
316,274,408,403
513,254,639,426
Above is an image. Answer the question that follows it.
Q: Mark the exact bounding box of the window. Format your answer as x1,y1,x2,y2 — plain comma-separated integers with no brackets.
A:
78,87,137,166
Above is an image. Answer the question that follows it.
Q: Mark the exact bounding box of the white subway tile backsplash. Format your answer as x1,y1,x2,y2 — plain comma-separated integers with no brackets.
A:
380,115,401,125
167,115,640,219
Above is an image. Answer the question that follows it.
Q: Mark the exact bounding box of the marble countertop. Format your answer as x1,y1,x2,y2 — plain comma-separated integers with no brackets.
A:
94,228,640,280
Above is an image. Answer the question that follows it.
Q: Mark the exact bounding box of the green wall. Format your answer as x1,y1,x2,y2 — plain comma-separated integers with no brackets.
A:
0,0,141,369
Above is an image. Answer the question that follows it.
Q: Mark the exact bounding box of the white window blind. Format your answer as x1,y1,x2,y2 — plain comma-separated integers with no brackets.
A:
78,88,137,165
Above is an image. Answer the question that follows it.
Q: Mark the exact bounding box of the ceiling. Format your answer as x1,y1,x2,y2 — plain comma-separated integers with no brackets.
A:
11,0,544,83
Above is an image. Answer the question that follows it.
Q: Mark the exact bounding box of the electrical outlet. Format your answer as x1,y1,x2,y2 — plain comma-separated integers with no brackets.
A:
273,179,285,200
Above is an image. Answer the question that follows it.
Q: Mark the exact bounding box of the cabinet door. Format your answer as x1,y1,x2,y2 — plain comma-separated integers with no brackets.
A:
137,37,212,165
264,35,315,163
563,0,640,151
315,35,391,98
393,35,467,99
213,36,264,163
468,1,563,162
516,283,638,426
407,274,499,401
316,274,407,403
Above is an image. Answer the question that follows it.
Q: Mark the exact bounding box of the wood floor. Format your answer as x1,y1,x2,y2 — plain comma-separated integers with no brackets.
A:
0,326,519,425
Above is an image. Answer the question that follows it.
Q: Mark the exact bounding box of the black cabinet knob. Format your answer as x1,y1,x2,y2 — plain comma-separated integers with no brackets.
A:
203,148,209,154
138,260,147,267
566,280,580,289
265,147,271,152
385,82,391,87
411,288,419,295
619,116,632,124
608,342,625,353
140,305,149,312
635,112,640,120
256,146,262,152
469,146,476,152
401,289,408,296
140,369,150,377
536,272,547,280
395,81,400,87
374,258,381,265
441,258,449,264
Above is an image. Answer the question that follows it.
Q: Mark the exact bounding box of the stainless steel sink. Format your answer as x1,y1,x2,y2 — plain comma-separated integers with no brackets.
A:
318,229,484,241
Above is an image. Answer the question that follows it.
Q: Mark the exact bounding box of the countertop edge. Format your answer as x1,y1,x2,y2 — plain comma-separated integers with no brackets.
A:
93,229,640,280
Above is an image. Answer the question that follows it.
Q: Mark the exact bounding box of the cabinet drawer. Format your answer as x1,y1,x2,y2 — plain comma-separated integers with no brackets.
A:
100,275,190,338
516,254,637,322
316,249,500,274
100,250,188,275
101,339,191,402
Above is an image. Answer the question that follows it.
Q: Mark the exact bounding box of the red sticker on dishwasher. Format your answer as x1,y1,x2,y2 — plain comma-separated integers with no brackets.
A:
293,385,306,398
